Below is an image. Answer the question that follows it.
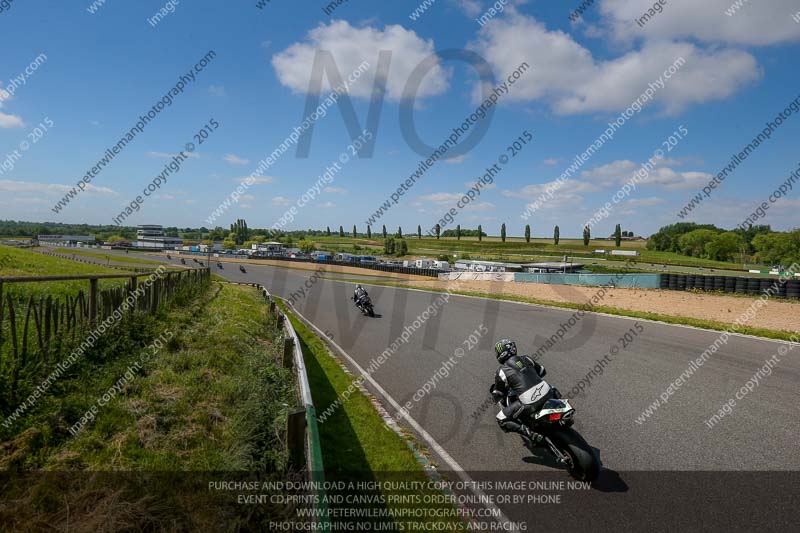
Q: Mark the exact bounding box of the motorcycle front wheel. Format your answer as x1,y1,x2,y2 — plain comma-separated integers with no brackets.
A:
548,427,599,482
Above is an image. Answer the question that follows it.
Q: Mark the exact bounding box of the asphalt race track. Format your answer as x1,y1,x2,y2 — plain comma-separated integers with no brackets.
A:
110,253,800,528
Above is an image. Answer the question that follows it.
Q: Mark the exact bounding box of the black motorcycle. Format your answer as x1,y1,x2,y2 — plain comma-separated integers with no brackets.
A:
494,381,599,482
217,262,223,269
180,258,186,265
239,265,246,273
354,295,375,317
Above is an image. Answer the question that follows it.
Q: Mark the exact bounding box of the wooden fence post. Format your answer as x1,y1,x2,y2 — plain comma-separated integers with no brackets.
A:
287,407,307,469
269,300,276,316
283,336,295,368
88,278,98,324
277,313,285,330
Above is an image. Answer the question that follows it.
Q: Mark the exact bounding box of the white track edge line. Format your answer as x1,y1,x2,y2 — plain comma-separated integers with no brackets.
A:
285,301,521,533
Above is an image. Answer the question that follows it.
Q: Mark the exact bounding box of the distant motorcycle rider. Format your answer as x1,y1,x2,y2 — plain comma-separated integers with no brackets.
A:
490,339,551,448
352,284,369,308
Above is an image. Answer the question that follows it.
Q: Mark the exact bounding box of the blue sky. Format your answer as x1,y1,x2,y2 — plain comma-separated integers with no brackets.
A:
1,0,799,237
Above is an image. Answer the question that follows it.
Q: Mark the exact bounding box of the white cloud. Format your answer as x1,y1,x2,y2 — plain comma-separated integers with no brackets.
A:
0,179,117,196
471,15,759,114
236,176,275,185
502,179,599,199
445,154,469,164
582,158,712,190
453,0,483,17
324,186,346,193
599,0,800,47
543,158,558,166
645,167,712,190
224,154,250,166
625,196,664,207
0,112,23,128
240,194,256,208
581,160,639,186
321,201,336,208
416,192,463,205
272,20,448,101
463,180,495,189
208,85,226,97
466,201,495,211
272,196,291,206
0,86,23,128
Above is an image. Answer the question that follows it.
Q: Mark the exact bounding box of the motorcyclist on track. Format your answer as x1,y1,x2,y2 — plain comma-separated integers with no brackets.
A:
490,339,551,449
352,284,369,309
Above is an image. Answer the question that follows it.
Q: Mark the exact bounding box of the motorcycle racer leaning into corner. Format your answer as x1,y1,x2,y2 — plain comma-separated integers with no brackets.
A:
490,339,552,449
352,284,369,306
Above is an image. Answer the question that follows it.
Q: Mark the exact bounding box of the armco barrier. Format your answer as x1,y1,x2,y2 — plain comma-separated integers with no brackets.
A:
513,272,662,288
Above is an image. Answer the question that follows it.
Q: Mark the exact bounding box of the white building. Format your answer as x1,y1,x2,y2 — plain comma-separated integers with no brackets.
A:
37,234,96,247
453,259,521,272
135,225,182,250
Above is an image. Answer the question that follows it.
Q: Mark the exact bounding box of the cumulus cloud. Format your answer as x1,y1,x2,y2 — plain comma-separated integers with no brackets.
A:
470,15,760,114
582,158,712,190
625,196,664,207
236,176,275,185
272,196,291,206
224,154,250,166
272,20,448,101
599,0,800,47
0,179,117,196
208,85,226,97
502,179,599,199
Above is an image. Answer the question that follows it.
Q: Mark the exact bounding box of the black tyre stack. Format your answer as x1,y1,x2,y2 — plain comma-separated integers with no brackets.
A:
668,274,678,290
787,280,800,299
704,276,715,292
747,278,761,295
759,279,774,297
676,274,687,291
713,276,725,292
686,274,696,290
724,277,736,293
776,280,788,299
659,274,670,289
735,278,747,294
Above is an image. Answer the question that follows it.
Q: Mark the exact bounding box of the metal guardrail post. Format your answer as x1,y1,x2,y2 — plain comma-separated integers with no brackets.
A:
287,407,307,469
283,336,295,369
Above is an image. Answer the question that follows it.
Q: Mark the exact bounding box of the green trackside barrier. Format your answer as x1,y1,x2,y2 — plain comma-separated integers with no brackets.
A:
514,272,662,288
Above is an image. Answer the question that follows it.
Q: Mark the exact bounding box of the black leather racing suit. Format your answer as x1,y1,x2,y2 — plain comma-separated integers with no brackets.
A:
493,355,550,436
353,287,369,307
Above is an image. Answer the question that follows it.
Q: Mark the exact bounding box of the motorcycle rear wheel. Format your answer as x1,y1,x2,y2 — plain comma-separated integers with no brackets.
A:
549,428,599,482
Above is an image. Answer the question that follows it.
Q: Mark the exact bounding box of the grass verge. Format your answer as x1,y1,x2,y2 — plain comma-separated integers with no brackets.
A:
0,283,298,530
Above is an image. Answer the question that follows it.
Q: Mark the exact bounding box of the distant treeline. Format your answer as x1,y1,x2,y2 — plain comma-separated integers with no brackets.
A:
647,222,799,266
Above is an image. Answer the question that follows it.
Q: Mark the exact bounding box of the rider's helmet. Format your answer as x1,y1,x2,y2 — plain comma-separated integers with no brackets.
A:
494,339,517,364
356,284,363,291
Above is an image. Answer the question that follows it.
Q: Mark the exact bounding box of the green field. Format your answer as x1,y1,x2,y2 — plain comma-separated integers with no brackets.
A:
308,236,760,271
45,247,167,266
0,245,134,298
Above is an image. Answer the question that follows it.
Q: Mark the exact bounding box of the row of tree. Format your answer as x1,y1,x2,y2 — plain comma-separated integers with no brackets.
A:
318,223,629,246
